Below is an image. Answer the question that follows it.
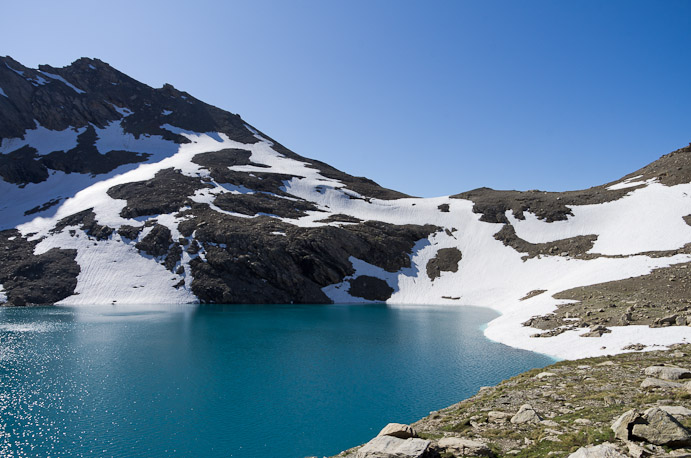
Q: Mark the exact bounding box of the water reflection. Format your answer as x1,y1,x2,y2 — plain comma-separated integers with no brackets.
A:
0,304,553,458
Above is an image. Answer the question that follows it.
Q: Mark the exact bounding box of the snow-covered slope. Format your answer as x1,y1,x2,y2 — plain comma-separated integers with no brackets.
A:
1,56,690,359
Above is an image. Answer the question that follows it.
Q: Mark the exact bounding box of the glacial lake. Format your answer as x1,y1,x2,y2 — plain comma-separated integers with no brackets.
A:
0,304,554,458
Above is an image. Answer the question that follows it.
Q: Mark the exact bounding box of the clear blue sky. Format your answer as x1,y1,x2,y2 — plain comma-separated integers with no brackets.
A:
2,0,690,197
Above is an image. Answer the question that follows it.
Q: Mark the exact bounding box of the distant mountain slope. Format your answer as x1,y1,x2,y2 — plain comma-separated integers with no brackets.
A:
1,56,690,359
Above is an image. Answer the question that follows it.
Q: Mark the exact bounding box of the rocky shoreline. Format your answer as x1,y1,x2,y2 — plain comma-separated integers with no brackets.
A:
331,345,691,458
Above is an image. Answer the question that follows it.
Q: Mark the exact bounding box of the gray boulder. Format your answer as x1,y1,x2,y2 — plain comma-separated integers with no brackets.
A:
656,406,691,418
355,436,433,458
567,443,627,458
612,409,644,441
377,423,417,439
437,437,493,456
511,404,543,424
640,377,683,389
644,366,691,381
631,407,691,447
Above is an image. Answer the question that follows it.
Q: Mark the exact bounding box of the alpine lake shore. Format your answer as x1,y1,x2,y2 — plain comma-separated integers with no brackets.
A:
331,344,691,458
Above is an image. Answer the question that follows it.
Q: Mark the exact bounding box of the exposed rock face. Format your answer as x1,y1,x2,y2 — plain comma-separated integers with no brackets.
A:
107,168,211,219
0,230,79,305
348,276,394,301
426,247,462,280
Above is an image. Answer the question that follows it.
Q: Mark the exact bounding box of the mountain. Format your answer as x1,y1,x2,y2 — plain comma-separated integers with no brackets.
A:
1,56,690,359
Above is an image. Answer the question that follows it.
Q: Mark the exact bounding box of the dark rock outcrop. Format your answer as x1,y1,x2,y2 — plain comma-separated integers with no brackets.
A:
426,247,463,280
0,229,79,305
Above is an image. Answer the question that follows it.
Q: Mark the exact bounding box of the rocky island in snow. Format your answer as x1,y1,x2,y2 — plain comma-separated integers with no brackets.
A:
0,56,690,362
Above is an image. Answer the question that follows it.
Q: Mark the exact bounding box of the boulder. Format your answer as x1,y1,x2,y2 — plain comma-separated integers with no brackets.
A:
437,437,493,456
377,423,417,439
631,407,691,447
612,409,643,441
567,443,627,458
640,377,683,389
511,404,543,424
657,406,691,419
355,436,433,458
644,366,691,381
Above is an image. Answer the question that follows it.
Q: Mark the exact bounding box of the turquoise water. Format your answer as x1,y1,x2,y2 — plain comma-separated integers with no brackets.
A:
0,304,553,458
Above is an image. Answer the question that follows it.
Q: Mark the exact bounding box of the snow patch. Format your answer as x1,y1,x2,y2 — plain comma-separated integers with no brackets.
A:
506,182,691,255
34,228,195,305
0,123,86,156
607,175,647,190
0,87,7,98
0,284,6,303
162,110,173,116
112,105,133,117
40,71,86,94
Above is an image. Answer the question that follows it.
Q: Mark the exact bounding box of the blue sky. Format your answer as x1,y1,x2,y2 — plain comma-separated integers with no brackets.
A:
2,0,690,197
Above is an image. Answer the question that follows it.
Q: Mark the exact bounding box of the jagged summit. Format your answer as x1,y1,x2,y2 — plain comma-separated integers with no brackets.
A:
0,56,690,360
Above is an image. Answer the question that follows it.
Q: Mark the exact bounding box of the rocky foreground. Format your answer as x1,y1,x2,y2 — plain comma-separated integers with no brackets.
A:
331,345,691,458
